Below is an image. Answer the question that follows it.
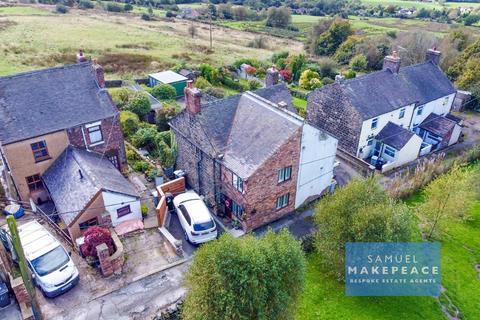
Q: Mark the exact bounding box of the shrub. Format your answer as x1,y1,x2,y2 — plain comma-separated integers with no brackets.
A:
133,160,150,173
166,11,175,18
159,143,175,168
150,84,177,100
126,92,151,118
248,79,262,90
322,77,334,85
106,3,124,12
194,76,211,89
126,148,139,162
205,87,225,98
55,4,69,14
109,87,133,110
317,57,338,79
299,69,322,90
131,126,158,150
199,64,218,84
279,69,292,82
78,0,94,9
156,104,181,131
247,36,268,49
141,204,149,217
220,76,248,92
80,227,115,259
124,3,133,11
157,130,172,147
120,111,140,137
141,13,151,21
344,69,356,79
349,54,368,72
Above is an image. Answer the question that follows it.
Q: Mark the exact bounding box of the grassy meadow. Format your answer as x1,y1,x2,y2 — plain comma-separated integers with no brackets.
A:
361,0,480,10
0,5,302,78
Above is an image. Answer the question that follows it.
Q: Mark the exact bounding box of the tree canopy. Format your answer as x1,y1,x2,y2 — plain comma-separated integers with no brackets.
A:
182,230,305,320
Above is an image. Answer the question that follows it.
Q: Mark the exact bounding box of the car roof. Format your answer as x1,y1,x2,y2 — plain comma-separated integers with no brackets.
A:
174,192,212,224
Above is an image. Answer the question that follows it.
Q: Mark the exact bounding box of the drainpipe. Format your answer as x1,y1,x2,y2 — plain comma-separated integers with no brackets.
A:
408,101,420,130
80,126,90,151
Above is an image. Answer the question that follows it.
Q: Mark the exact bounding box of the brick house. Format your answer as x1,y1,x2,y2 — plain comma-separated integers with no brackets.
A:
307,49,462,172
0,61,127,203
169,82,338,231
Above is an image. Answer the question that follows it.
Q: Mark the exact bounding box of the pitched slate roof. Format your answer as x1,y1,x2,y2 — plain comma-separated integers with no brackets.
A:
316,61,455,120
170,86,303,178
42,146,138,226
254,83,297,114
0,62,117,144
375,122,415,150
419,113,457,137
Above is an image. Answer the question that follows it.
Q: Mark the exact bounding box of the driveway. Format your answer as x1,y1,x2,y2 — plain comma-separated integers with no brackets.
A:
48,262,188,320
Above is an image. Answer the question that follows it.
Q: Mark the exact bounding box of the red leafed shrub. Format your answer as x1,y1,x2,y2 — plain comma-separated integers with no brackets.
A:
245,65,257,75
80,226,115,259
280,69,292,82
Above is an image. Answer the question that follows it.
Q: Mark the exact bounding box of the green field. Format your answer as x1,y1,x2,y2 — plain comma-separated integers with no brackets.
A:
0,6,302,78
298,165,480,320
361,0,480,9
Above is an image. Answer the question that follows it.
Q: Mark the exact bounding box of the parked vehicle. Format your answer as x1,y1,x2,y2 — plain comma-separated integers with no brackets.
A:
173,192,217,245
0,221,79,298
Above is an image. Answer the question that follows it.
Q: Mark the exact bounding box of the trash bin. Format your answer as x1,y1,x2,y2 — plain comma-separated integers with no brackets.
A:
0,281,10,308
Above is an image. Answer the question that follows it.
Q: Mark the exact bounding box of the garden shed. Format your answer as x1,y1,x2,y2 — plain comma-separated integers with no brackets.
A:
148,71,188,98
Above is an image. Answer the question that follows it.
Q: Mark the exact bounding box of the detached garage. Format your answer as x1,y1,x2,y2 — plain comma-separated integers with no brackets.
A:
148,71,188,98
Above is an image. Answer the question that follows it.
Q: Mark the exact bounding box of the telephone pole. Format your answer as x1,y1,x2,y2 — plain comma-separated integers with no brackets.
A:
7,216,42,320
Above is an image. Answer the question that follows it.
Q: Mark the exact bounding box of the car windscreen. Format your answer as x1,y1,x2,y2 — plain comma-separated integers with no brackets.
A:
31,246,69,276
193,220,215,232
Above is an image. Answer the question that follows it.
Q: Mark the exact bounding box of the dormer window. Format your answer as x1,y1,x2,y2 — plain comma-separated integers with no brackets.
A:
371,118,378,129
399,108,406,119
86,122,104,146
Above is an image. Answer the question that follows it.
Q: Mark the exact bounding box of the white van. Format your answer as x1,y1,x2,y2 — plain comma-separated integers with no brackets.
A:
0,220,79,298
173,192,218,245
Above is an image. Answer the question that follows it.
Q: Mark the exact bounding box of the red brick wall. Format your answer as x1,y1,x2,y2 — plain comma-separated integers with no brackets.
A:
224,128,302,231
66,115,127,171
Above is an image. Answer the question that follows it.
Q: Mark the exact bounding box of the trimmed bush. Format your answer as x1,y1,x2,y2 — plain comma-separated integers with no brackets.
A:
194,76,211,89
150,84,177,100
126,92,151,119
120,111,140,138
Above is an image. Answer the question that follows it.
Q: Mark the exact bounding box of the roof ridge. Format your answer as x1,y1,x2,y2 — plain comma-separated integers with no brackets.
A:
0,62,92,83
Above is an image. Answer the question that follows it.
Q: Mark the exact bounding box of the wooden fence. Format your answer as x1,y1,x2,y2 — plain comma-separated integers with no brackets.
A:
156,177,186,226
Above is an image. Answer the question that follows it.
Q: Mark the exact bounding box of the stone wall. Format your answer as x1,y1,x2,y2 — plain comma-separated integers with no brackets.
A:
66,115,127,171
172,130,216,206
307,83,363,155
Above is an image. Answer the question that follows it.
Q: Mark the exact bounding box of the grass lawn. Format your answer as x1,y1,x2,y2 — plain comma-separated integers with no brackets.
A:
292,97,307,117
297,254,445,320
0,6,302,78
0,6,50,15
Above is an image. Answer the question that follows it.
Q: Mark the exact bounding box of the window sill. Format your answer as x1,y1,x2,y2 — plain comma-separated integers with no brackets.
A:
277,178,291,185
89,141,105,147
34,157,51,163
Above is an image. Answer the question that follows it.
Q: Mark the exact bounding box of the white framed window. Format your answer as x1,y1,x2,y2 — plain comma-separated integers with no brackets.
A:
276,193,289,210
399,108,406,119
367,137,373,146
417,105,424,116
384,145,396,158
87,124,103,145
232,173,244,192
371,118,378,129
278,166,292,183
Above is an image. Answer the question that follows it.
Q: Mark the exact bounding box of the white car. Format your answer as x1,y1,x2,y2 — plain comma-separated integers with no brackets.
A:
173,192,218,245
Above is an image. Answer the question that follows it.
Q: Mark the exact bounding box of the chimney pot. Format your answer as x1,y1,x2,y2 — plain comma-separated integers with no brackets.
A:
77,49,87,63
425,48,441,66
185,81,202,115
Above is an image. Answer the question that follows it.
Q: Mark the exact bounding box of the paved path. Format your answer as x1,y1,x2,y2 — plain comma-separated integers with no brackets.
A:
50,263,188,320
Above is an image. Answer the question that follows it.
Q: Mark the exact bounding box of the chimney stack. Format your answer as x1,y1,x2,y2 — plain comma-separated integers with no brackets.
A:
92,58,105,88
76,49,87,63
185,80,202,115
265,66,279,87
425,47,441,66
383,51,401,74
